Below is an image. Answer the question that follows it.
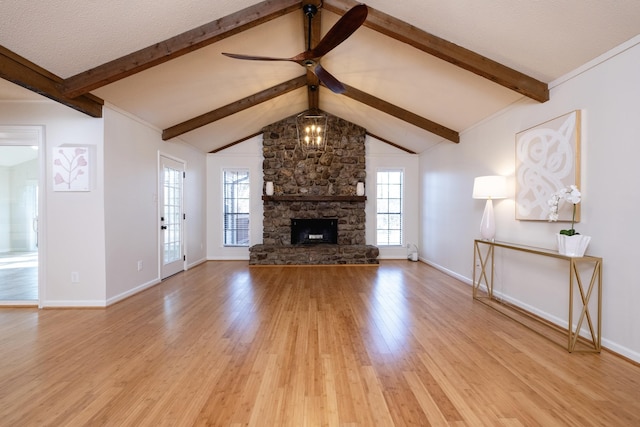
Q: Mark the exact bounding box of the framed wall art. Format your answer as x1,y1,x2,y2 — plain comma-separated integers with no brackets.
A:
53,146,90,191
515,110,581,221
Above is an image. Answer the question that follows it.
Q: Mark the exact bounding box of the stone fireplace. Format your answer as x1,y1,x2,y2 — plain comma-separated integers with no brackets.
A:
249,111,379,265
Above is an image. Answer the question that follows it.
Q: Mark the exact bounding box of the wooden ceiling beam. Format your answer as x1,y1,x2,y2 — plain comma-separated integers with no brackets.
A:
305,0,323,110
0,45,103,117
341,83,460,143
62,0,302,98
306,71,320,109
162,75,307,140
323,0,549,102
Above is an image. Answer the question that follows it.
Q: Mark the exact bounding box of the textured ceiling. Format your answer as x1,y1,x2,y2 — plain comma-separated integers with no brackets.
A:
1,0,639,154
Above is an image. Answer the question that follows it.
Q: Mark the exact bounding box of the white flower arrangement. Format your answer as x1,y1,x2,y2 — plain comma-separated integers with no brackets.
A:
547,185,581,236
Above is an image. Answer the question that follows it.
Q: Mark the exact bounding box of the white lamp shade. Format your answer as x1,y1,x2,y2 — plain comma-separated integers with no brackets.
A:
472,175,507,199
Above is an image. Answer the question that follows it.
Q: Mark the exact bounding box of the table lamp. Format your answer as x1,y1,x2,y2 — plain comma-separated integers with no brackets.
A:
472,175,507,240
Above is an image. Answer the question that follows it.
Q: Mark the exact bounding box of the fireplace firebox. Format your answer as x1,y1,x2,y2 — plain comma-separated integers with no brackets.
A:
291,218,338,245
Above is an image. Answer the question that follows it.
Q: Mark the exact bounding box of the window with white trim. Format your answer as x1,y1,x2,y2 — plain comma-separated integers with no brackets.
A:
376,169,403,246
223,170,250,246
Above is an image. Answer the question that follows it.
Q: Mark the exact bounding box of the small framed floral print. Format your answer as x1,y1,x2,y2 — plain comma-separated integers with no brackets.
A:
53,146,90,191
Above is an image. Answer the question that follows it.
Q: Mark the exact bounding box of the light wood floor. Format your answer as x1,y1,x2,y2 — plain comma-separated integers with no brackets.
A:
0,251,38,301
1,261,639,426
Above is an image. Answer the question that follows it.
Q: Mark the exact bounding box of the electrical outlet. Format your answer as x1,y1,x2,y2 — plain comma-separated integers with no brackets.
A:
137,261,143,271
71,272,79,283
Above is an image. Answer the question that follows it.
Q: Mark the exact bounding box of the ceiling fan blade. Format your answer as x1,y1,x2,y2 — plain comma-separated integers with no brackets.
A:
222,52,294,62
309,4,368,58
313,64,345,94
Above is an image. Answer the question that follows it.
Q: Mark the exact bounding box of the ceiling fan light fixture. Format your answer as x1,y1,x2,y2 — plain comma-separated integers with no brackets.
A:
296,110,328,152
221,4,367,95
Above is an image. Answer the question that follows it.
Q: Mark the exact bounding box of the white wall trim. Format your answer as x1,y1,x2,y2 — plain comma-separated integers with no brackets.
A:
42,299,108,308
377,255,410,260
106,278,162,306
0,301,38,307
549,34,640,89
423,258,471,285
186,257,207,269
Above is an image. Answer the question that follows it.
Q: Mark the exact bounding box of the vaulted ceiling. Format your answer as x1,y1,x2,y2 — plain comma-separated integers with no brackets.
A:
1,0,639,154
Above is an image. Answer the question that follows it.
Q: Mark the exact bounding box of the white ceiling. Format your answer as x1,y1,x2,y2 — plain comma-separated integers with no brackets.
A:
1,0,639,154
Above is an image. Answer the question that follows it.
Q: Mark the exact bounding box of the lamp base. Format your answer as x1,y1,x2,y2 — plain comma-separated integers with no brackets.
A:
480,199,496,240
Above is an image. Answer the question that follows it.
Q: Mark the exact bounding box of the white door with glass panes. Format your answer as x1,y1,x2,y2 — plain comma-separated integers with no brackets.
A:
160,156,185,279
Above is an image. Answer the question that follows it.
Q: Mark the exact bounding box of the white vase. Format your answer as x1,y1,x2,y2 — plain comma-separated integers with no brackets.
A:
557,234,591,257
356,182,365,196
265,181,274,196
479,199,496,240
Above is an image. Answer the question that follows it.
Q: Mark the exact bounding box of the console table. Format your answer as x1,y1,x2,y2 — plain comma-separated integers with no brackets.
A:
473,239,602,353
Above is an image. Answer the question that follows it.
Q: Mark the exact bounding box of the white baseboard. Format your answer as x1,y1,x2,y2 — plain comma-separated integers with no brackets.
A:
601,339,640,362
187,257,207,269
42,299,107,308
105,278,161,306
422,258,471,284
0,300,38,307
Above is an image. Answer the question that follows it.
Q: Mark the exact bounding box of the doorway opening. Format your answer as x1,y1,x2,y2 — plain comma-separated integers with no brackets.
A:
0,126,44,305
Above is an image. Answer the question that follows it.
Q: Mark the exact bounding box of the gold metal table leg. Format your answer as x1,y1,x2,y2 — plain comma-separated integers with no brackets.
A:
473,241,494,299
568,259,602,352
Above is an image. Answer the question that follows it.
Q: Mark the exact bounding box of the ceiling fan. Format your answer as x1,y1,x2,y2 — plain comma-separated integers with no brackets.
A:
222,3,368,94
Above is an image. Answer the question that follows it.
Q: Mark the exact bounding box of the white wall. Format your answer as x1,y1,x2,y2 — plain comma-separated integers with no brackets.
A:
420,37,640,362
207,137,264,260
0,100,107,306
366,137,419,259
206,134,419,260
103,106,207,304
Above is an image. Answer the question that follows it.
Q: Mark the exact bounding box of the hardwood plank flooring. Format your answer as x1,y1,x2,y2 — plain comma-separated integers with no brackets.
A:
0,260,639,426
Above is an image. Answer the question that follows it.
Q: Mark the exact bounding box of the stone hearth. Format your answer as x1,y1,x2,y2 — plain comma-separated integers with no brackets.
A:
249,244,379,265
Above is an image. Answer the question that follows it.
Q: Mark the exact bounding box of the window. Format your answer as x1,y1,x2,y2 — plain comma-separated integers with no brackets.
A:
223,170,250,246
376,170,403,246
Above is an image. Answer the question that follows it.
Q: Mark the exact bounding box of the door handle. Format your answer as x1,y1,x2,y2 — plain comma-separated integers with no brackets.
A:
161,225,167,230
